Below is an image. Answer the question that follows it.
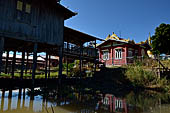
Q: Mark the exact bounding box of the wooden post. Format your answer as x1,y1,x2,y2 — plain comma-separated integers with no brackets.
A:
25,52,29,74
48,55,51,78
29,96,34,109
66,42,69,76
1,90,5,111
45,53,48,80
58,46,63,79
58,46,63,99
0,37,4,74
66,56,69,76
79,44,83,77
45,53,48,88
5,51,9,74
8,89,12,110
22,88,26,108
11,51,16,77
17,88,22,109
32,43,38,92
20,51,25,79
94,40,97,72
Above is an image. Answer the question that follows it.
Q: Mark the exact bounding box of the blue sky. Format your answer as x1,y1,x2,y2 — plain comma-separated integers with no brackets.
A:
61,0,170,43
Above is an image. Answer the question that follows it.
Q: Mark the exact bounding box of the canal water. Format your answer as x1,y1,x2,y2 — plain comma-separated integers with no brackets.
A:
0,86,170,113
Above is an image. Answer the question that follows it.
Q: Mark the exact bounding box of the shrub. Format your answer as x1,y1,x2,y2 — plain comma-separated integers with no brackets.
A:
125,65,155,87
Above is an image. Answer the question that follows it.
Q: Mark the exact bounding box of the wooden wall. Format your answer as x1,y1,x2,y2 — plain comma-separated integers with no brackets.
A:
0,0,64,46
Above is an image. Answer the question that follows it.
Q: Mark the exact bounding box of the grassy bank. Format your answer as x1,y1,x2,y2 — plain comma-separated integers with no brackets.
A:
124,59,170,92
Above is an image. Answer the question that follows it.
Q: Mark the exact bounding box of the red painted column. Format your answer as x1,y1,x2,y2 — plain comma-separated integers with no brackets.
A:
111,43,113,65
125,47,128,65
112,48,115,65
108,96,112,112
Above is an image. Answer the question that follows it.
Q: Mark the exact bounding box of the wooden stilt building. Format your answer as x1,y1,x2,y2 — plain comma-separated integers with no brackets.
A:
0,0,103,88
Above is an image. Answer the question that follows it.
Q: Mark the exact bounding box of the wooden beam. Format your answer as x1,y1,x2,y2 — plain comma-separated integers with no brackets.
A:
32,43,38,92
0,37,4,74
11,51,16,77
20,51,25,79
5,51,9,74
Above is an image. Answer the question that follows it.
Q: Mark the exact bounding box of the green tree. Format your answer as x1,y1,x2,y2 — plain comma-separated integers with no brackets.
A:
151,23,170,55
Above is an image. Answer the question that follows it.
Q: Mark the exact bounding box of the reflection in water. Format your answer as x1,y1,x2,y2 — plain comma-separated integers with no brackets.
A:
0,87,170,113
99,94,127,113
0,88,44,113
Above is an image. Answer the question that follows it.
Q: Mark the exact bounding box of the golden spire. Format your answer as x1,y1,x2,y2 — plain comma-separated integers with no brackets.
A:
148,32,151,45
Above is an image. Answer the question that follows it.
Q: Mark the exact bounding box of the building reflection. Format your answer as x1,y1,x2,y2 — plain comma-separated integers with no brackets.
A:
0,87,169,113
98,94,128,113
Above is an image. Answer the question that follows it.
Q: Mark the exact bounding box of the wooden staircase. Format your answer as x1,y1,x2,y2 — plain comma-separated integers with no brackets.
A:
154,58,170,79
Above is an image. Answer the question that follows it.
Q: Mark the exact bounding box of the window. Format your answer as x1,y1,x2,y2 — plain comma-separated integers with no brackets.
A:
135,50,138,56
17,1,23,11
17,0,31,13
115,49,122,59
25,4,31,13
103,50,109,60
128,51,133,57
141,49,145,56
64,42,67,49
16,0,31,23
128,48,133,57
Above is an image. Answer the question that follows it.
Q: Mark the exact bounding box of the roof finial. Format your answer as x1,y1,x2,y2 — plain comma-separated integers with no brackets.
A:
105,34,111,40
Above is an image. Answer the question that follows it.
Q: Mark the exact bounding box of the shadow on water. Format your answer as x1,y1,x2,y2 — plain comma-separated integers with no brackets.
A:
92,67,134,97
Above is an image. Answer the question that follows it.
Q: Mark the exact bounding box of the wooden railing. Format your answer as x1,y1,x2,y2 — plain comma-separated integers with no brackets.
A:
154,57,170,78
63,45,98,58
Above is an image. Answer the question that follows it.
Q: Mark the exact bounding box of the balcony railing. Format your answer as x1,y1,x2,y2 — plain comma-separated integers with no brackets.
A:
63,43,98,58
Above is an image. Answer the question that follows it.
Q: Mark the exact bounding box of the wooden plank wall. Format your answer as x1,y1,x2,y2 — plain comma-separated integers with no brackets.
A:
0,0,64,46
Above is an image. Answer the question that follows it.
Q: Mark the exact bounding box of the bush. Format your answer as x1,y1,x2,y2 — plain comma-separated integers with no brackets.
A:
125,66,155,87
70,67,86,77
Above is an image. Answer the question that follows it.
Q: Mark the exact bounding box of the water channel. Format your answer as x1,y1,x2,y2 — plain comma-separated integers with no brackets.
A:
0,86,170,113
